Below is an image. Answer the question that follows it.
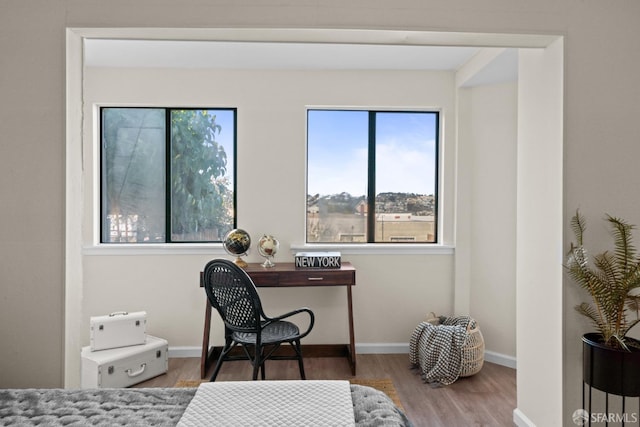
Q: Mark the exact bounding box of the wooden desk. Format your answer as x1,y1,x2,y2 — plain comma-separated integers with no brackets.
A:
200,262,356,378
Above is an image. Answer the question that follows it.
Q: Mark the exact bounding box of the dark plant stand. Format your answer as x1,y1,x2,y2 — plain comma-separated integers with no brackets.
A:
582,333,640,426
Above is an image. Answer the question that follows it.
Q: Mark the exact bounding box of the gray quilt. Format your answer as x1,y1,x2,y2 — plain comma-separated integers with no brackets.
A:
0,385,412,426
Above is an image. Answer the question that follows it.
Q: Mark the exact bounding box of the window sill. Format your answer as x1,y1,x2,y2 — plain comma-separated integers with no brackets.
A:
83,243,227,256
82,243,454,256
289,243,454,255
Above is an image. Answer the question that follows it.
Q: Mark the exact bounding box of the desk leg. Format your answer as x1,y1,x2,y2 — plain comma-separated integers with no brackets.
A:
347,284,356,375
200,299,212,379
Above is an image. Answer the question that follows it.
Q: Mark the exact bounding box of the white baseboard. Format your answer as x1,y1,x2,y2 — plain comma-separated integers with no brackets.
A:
168,346,200,358
167,344,412,358
484,350,517,369
354,344,517,371
169,344,517,370
355,343,409,354
513,408,536,427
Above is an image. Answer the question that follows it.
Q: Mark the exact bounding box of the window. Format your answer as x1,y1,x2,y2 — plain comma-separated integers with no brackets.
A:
306,109,438,243
101,107,236,243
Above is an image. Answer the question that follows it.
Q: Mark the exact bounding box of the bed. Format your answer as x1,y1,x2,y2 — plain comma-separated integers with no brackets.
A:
0,381,412,426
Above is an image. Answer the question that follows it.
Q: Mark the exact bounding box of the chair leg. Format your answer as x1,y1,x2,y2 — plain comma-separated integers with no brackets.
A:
260,361,266,380
293,340,306,380
210,344,232,382
246,344,258,380
210,358,224,382
252,359,261,380
210,334,237,382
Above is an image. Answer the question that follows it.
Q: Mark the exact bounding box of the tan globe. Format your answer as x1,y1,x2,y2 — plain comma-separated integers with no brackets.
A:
257,235,279,267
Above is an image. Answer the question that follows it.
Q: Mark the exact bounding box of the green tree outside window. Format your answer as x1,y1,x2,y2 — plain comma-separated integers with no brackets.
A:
101,107,235,243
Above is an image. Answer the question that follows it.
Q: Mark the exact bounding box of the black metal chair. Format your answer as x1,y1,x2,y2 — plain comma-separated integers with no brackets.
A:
202,258,315,381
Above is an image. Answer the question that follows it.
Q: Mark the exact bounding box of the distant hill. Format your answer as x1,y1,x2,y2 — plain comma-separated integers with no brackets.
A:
307,192,435,216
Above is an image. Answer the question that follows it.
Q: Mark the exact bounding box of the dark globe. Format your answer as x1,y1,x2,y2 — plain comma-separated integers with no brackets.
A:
223,229,251,256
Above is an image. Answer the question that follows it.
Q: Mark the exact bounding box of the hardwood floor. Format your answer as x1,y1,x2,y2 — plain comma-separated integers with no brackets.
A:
135,354,516,426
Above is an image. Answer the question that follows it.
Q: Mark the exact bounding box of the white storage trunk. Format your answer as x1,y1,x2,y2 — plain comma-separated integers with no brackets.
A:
90,311,147,351
81,335,168,388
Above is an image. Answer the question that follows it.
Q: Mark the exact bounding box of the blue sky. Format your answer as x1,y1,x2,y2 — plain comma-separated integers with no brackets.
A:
307,110,437,197
211,109,235,185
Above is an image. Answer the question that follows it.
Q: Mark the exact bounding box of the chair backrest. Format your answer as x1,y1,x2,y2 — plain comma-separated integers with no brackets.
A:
202,259,263,332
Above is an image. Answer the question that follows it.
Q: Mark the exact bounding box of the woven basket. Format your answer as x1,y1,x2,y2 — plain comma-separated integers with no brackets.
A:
426,313,485,377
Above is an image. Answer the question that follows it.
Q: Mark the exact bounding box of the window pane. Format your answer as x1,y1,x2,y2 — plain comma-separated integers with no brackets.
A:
375,112,437,242
306,109,439,244
170,109,235,242
101,108,166,243
307,110,368,243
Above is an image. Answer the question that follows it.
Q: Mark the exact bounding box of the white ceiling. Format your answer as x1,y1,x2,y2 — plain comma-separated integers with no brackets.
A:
84,39,483,71
83,39,519,86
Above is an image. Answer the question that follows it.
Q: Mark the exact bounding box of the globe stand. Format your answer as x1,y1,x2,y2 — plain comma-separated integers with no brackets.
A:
233,256,248,269
261,257,275,268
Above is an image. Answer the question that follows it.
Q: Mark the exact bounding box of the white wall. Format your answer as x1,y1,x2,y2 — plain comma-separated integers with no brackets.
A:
457,81,518,360
14,2,633,425
515,39,564,426
72,35,562,426
80,67,459,354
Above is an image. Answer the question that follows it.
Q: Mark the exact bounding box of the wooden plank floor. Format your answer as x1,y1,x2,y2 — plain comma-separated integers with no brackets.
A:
135,355,516,426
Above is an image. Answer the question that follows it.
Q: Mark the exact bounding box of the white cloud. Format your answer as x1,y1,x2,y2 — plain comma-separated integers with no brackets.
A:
308,140,436,196
376,138,436,194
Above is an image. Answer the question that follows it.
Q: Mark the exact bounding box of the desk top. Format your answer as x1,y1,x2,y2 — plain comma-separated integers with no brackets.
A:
243,261,354,273
200,261,355,287
243,262,355,287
